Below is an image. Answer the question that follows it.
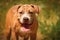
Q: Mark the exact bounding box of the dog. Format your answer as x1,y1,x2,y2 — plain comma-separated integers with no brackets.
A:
4,4,40,40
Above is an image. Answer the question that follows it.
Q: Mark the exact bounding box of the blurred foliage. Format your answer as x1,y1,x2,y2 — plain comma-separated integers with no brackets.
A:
0,0,60,40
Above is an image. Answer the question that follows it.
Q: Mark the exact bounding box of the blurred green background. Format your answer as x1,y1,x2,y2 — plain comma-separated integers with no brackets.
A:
0,0,60,40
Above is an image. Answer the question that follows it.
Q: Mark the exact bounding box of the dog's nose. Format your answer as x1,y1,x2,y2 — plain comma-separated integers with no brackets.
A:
23,17,29,21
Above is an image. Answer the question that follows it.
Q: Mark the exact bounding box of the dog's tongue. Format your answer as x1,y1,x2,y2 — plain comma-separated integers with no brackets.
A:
20,27,30,32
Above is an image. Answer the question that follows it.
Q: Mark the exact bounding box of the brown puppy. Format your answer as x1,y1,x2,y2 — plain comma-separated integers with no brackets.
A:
4,4,40,40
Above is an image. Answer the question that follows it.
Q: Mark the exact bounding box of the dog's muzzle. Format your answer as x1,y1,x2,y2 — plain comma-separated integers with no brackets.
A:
18,17,34,26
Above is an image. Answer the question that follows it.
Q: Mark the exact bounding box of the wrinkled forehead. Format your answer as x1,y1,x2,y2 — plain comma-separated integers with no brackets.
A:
18,5,34,12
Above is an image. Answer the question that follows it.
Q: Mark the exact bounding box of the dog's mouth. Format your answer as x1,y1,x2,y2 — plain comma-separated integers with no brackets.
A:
18,18,33,32
21,23,32,33
23,20,30,25
18,24,31,33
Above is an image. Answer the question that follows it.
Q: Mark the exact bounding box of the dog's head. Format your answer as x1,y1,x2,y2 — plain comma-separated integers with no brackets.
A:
16,4,40,26
13,4,40,33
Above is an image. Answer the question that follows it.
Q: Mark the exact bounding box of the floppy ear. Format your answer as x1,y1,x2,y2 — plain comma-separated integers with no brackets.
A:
30,4,40,14
11,4,22,13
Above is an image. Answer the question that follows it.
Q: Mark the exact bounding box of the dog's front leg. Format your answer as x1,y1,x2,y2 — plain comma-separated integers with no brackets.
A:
10,28,17,40
15,32,19,40
30,33,36,40
6,28,11,40
24,37,29,40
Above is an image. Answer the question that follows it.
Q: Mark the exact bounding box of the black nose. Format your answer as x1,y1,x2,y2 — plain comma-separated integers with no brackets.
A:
23,17,29,21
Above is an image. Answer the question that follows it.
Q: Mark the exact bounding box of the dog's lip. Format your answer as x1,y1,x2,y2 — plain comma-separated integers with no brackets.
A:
21,23,32,28
23,21,29,24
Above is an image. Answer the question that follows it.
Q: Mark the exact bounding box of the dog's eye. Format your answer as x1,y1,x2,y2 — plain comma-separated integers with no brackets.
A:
29,12,33,14
19,12,23,14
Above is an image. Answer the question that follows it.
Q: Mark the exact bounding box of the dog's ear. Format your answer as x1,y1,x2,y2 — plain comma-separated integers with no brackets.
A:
17,4,22,12
11,4,22,13
30,4,41,14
